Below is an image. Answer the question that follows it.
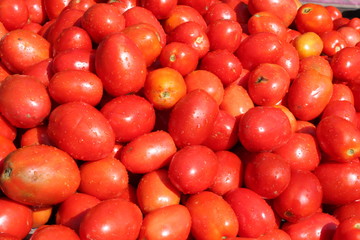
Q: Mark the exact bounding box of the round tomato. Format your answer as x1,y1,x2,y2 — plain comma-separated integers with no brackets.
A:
333,217,360,240
0,0,29,31
292,32,324,59
203,2,237,24
140,0,177,19
30,225,80,240
320,30,347,56
43,0,71,20
207,19,243,52
0,135,16,169
31,205,53,228
52,48,95,73
295,3,333,34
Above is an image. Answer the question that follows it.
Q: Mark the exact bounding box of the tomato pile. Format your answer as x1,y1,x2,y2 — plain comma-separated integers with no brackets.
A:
0,0,360,239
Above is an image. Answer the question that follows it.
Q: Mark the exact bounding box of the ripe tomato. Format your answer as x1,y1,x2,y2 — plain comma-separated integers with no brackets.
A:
168,145,219,194
207,19,243,52
78,156,128,200
203,2,237,24
167,89,219,148
136,169,181,213
95,32,147,96
43,0,71,20
78,198,143,240
224,188,277,238
0,29,50,73
295,3,333,34
330,47,360,85
321,100,358,125
325,5,342,21
0,197,33,239
0,74,51,129
52,48,96,73
22,58,53,87
0,0,29,31
20,126,51,147
0,114,16,141
31,206,53,228
238,106,292,152
298,55,333,80
293,32,324,59
0,135,16,169
0,233,21,240
0,145,80,206
47,101,115,161
333,201,360,222
320,30,347,56
67,0,96,11
333,217,360,240
25,0,46,25
30,225,80,240
140,0,177,19
330,83,355,104
100,94,156,142
185,191,239,240
258,228,291,240
220,84,254,119
337,26,360,47
55,192,101,232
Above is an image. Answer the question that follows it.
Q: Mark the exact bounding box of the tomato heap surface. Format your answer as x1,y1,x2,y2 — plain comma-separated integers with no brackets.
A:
0,0,360,239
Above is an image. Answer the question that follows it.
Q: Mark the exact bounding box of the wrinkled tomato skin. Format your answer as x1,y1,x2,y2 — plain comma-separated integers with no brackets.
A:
0,145,81,206
168,89,219,148
314,162,360,205
95,32,147,96
224,188,277,238
0,74,51,129
185,191,239,240
47,101,115,161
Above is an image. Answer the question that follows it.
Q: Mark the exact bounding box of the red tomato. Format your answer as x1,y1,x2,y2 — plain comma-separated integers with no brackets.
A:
67,0,96,11
244,152,291,199
325,5,342,21
0,0,29,31
314,161,360,205
140,0,177,19
136,169,181,213
55,192,101,232
31,206,53,228
330,83,355,104
337,26,360,47
203,2,237,24
167,89,219,148
81,3,125,43
43,0,71,19
78,156,128,200
236,32,283,71
0,197,33,239
207,19,243,52
238,106,292,152
100,94,156,142
47,101,115,161
138,204,191,240
294,120,316,136
331,47,360,85
209,150,242,195
282,212,339,240
295,3,333,34
185,191,239,240
25,0,47,24
258,228,291,240
320,30,347,56
95,32,147,96
0,74,51,129
52,48,95,73
30,225,80,240
78,198,143,240
109,0,136,14
0,135,16,169
0,29,50,73
224,188,277,238
316,115,360,162
0,145,80,206
168,145,219,194
298,55,333,80
220,84,254,119
22,58,53,87
321,100,358,125
20,126,52,147
0,233,21,240
0,114,16,141
333,201,360,222
333,217,360,240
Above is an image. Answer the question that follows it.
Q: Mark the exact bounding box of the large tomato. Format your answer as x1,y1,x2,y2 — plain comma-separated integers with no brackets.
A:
0,145,81,206
0,0,29,31
30,225,80,240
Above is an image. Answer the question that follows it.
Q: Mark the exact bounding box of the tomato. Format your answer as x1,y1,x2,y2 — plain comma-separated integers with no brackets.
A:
0,29,50,73
55,192,101,232
0,0,29,31
25,0,47,25
244,152,291,199
43,0,71,20
136,169,181,213
0,74,51,129
293,32,324,59
20,126,52,147
287,69,333,121
185,191,239,240
0,145,80,206
167,89,219,148
159,42,199,76
257,228,291,240
325,5,342,21
47,101,115,161
81,3,125,43
316,115,360,162
52,48,95,73
100,94,156,142
207,19,243,52
203,2,237,24
209,150,242,195
67,0,96,11
337,26,360,47
143,67,187,110
224,188,277,238
0,114,16,141
314,161,360,205
295,3,333,34
220,84,254,119
0,197,33,239
78,156,128,200
31,206,53,228
294,120,316,136
30,225,80,239
298,55,333,80
78,198,143,240
178,0,215,15
320,30,347,56
168,145,219,194
95,32,147,96
22,58,53,87
330,47,360,85
321,100,358,125
0,233,21,240
184,70,224,105
333,201,360,222
333,217,360,240
0,135,16,170
238,106,292,152
140,0,177,19
236,32,283,71
282,212,339,240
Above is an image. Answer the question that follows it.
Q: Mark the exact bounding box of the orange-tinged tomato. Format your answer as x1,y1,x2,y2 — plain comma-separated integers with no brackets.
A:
31,206,53,228
220,84,254,119
293,32,324,59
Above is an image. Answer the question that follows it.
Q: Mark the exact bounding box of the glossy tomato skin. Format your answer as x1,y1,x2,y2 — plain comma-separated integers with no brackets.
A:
55,192,101,233
120,131,177,174
0,114,16,141
331,47,360,85
238,106,292,152
20,126,52,147
333,217,360,240
0,74,51,129
295,3,333,34
321,100,358,125
47,101,115,161
100,94,156,143
0,0,29,31
293,32,324,59
140,0,177,19
0,136,16,169
337,26,360,47
185,191,239,240
52,48,95,73
320,30,347,57
220,84,254,119
78,198,143,240
22,58,53,87
224,188,277,238
0,197,33,239
333,201,360,222
95,32,147,96
168,145,219,194
168,89,219,148
136,169,181,213
203,2,237,24
207,19,243,52
0,145,81,206
314,162,360,205
43,0,71,20
0,29,50,73
30,225,80,240
138,204,191,240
